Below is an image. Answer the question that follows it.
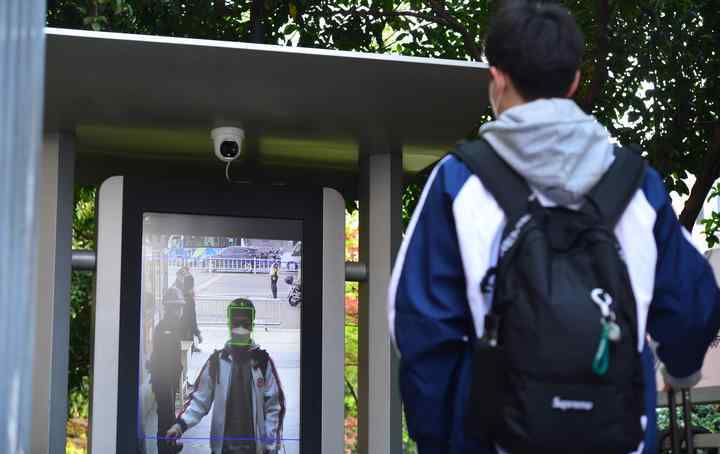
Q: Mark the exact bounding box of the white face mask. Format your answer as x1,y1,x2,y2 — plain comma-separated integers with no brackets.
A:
231,326,252,337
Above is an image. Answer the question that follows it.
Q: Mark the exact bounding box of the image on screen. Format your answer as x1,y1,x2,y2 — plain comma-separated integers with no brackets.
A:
138,213,302,454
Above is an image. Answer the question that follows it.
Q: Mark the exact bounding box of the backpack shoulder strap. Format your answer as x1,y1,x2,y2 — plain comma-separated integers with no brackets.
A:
586,146,647,227
209,349,222,384
252,348,270,376
451,138,532,222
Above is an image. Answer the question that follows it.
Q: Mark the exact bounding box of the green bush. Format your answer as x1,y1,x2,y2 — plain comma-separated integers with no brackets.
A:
657,404,720,433
67,376,90,420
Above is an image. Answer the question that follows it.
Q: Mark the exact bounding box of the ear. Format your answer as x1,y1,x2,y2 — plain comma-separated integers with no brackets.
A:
489,66,503,89
566,70,581,98
489,66,499,82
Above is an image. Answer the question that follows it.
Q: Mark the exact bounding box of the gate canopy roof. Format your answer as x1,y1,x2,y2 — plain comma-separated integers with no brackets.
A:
44,28,488,191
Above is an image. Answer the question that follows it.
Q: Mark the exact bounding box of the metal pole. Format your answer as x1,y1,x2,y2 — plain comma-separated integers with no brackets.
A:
682,389,694,453
358,150,403,454
669,390,681,454
72,249,370,282
0,1,47,453
345,261,368,282
72,250,98,271
32,134,75,454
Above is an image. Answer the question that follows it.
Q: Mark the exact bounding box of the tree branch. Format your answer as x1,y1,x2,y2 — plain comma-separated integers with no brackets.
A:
345,376,359,408
347,3,482,60
213,0,225,37
250,0,266,44
679,124,720,231
581,0,611,113
348,7,443,27
424,0,483,61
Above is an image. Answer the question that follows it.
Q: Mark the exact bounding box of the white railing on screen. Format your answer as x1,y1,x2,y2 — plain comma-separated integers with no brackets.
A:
195,295,283,326
167,257,298,274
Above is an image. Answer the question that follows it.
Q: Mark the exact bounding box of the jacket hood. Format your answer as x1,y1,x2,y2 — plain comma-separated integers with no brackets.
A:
479,98,615,205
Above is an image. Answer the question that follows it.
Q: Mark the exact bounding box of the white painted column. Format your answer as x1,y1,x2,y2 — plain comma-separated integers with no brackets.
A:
358,149,403,454
32,133,75,454
322,188,347,454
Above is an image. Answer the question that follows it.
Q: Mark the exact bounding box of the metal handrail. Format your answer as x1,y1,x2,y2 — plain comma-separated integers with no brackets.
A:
71,250,369,282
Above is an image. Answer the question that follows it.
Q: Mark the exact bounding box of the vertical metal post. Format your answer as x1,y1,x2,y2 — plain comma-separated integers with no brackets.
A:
668,390,680,453
0,1,47,453
321,188,346,454
681,389,694,452
358,148,403,454
32,133,75,454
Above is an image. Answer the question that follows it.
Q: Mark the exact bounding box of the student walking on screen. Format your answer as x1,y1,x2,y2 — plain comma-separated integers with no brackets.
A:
166,298,285,454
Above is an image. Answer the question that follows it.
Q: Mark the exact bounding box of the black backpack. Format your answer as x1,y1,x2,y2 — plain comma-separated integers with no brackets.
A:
454,139,647,454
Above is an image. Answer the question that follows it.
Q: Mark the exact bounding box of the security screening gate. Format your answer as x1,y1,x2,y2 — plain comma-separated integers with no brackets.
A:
31,26,720,454
91,178,344,454
14,17,720,454
35,27,489,454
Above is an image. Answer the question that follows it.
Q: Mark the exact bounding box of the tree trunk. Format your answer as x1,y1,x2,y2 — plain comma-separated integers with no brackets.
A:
213,0,224,38
296,10,307,47
89,0,98,20
581,0,610,113
679,125,720,232
250,0,266,44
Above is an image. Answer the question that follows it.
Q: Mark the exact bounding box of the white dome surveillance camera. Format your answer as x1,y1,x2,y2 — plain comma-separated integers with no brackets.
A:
211,127,245,162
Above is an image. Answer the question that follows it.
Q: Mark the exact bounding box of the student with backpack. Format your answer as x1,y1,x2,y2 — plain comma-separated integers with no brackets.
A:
150,287,185,454
388,3,720,454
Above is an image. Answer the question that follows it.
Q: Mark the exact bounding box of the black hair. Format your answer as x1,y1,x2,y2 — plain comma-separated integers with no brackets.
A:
484,1,584,100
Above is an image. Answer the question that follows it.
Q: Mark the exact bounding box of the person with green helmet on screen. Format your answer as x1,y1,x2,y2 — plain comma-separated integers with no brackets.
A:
166,298,286,454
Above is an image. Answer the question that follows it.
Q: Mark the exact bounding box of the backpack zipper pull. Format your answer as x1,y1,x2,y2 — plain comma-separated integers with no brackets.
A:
606,319,621,343
593,322,610,376
591,288,612,317
591,288,622,343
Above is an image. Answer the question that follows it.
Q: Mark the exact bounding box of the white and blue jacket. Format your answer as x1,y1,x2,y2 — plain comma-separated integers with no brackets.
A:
388,100,720,454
